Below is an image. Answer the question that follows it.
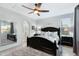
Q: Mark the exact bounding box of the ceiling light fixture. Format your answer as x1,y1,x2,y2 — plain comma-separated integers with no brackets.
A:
22,3,49,16
34,10,39,14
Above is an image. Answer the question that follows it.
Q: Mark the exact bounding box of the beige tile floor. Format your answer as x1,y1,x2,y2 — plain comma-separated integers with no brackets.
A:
0,37,15,46
0,45,76,56
5,47,51,56
62,45,76,56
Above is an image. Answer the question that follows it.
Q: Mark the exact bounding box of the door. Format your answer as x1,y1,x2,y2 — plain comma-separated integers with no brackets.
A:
23,21,30,45
23,21,29,37
74,5,79,55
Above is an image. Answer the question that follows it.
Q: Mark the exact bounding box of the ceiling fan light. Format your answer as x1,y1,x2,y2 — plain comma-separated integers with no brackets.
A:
34,11,38,13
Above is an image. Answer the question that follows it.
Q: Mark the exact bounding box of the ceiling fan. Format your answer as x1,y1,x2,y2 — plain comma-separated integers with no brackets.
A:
22,3,49,16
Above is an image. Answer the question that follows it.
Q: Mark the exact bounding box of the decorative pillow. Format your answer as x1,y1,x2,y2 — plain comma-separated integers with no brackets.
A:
41,31,59,39
50,32,59,38
44,32,49,36
41,31,45,35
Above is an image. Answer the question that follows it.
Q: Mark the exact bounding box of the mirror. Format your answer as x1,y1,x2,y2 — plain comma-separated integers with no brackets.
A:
0,20,17,46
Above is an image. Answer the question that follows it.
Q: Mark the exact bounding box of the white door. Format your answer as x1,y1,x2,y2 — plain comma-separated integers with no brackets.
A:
23,21,29,40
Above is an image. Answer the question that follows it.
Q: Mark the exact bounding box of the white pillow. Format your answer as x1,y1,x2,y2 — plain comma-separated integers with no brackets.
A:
50,32,59,38
45,32,49,36
41,31,45,35
41,31,59,38
54,32,59,37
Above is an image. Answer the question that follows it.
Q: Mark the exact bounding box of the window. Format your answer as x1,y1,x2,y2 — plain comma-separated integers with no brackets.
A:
60,18,73,36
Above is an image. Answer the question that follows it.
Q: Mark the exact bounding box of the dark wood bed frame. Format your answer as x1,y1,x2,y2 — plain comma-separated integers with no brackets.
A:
27,27,60,56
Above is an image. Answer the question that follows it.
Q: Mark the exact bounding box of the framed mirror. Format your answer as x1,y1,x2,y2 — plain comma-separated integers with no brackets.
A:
0,20,17,46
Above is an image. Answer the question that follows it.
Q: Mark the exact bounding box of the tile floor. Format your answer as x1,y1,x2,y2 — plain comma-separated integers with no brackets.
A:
0,45,75,56
0,39,15,46
5,47,51,56
62,45,76,56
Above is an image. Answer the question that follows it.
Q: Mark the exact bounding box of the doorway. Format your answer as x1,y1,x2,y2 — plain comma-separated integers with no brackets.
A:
23,21,30,46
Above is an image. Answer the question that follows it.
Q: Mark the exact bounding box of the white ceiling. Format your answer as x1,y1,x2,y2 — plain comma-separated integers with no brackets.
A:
0,3,78,20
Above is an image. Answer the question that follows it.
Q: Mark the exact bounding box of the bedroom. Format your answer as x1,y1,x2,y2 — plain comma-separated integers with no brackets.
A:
0,3,78,56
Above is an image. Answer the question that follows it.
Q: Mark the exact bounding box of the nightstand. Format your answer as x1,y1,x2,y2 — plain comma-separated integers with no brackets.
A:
61,36,73,46
61,35,73,46
60,32,73,46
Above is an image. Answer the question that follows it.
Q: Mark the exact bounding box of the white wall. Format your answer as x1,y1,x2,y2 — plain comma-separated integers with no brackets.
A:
0,6,36,51
0,5,74,52
36,13,73,28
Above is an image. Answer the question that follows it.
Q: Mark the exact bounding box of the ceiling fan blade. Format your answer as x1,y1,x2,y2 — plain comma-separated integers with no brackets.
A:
35,3,38,7
37,3,42,8
28,11,34,14
39,10,49,12
35,3,42,8
22,5,33,10
37,13,40,16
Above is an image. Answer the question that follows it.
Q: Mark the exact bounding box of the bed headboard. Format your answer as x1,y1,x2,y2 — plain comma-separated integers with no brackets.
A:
41,27,60,37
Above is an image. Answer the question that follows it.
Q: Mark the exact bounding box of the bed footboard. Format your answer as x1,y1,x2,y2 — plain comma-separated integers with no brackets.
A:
27,37,58,56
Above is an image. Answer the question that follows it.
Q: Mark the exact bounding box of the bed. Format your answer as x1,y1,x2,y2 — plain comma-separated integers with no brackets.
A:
27,27,60,56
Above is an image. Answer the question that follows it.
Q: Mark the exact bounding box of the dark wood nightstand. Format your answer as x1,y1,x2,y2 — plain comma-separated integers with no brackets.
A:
61,36,73,46
7,34,17,42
